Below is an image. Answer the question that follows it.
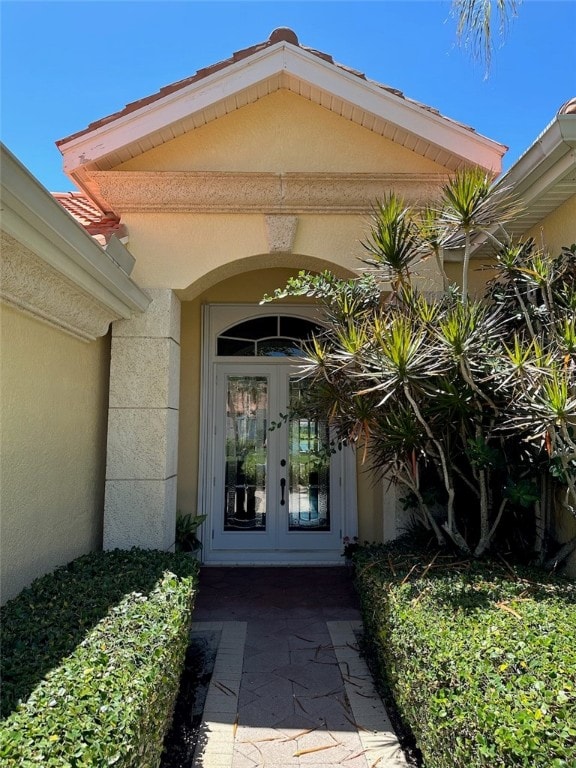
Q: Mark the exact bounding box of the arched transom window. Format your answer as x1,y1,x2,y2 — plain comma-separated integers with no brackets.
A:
216,314,321,357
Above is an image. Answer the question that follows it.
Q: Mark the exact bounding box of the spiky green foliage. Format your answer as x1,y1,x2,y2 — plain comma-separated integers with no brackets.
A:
361,194,422,288
440,168,522,303
267,201,576,561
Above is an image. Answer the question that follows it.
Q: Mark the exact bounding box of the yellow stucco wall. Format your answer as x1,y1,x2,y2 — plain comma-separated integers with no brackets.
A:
112,90,464,552
444,195,576,299
177,267,383,546
117,90,450,175
107,89,494,555
552,492,576,578
0,304,110,604
114,89,450,291
444,258,497,298
524,194,576,255
123,214,370,290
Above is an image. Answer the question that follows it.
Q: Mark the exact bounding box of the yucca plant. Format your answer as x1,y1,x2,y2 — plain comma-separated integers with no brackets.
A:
487,242,576,559
361,193,422,291
266,188,575,564
440,167,521,303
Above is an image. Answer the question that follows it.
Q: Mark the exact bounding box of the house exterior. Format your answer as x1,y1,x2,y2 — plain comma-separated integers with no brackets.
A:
1,30,574,600
0,145,149,603
493,97,576,255
53,28,509,568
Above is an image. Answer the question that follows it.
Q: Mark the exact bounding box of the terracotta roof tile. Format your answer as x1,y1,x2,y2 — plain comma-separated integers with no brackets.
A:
56,27,476,147
52,192,127,243
52,192,103,226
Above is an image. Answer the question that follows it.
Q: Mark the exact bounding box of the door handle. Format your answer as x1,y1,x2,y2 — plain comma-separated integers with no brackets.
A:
280,477,286,506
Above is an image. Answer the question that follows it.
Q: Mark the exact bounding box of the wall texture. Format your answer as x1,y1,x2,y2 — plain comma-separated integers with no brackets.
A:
108,91,467,553
83,86,502,559
110,90,448,293
525,194,576,256
0,304,110,604
116,90,449,175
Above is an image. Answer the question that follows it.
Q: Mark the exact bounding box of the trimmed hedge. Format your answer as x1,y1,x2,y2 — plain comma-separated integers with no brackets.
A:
0,549,200,767
355,540,576,767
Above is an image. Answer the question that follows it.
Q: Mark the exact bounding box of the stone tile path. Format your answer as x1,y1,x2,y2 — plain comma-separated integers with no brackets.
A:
191,567,406,768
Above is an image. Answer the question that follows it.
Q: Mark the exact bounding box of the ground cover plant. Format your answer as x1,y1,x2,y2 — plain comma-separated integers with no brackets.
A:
0,549,199,767
354,539,576,767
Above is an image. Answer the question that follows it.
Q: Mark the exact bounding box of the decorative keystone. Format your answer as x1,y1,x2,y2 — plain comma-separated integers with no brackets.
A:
265,215,298,253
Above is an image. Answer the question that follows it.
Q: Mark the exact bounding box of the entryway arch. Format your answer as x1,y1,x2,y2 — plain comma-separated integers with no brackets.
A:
176,254,357,303
177,263,360,564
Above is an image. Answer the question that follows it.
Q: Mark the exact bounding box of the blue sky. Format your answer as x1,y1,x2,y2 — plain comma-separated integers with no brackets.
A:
1,1,575,191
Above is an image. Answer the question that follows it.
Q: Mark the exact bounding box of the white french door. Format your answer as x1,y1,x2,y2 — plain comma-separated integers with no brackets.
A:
205,362,344,562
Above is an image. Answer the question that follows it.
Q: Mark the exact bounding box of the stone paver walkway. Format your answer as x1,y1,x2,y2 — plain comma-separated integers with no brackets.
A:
191,567,406,768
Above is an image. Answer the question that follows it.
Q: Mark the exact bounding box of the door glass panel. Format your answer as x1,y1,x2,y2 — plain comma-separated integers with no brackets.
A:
217,338,256,356
217,316,322,357
257,338,304,357
224,376,267,531
287,379,330,531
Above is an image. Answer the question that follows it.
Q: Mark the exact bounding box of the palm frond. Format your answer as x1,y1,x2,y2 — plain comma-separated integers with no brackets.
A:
452,0,521,76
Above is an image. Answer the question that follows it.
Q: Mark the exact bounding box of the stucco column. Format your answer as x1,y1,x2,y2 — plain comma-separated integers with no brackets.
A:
104,289,180,551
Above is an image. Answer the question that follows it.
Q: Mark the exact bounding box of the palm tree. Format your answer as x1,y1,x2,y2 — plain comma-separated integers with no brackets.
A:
452,0,522,76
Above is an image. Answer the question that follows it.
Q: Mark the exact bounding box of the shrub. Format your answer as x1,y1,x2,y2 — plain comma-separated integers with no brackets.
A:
355,540,576,767
0,549,199,767
266,185,576,564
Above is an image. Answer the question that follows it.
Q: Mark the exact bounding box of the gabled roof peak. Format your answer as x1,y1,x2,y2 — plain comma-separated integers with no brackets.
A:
57,28,367,146
559,97,576,115
57,29,507,196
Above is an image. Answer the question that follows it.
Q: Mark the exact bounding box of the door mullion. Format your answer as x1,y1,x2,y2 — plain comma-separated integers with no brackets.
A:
274,369,290,543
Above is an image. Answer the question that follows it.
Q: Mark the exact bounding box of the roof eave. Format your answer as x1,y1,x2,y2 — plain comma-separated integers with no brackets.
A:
58,41,506,182
468,112,576,257
499,114,576,200
0,143,150,324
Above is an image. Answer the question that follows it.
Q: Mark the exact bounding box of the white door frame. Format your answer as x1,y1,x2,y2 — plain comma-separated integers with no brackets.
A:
198,304,357,565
